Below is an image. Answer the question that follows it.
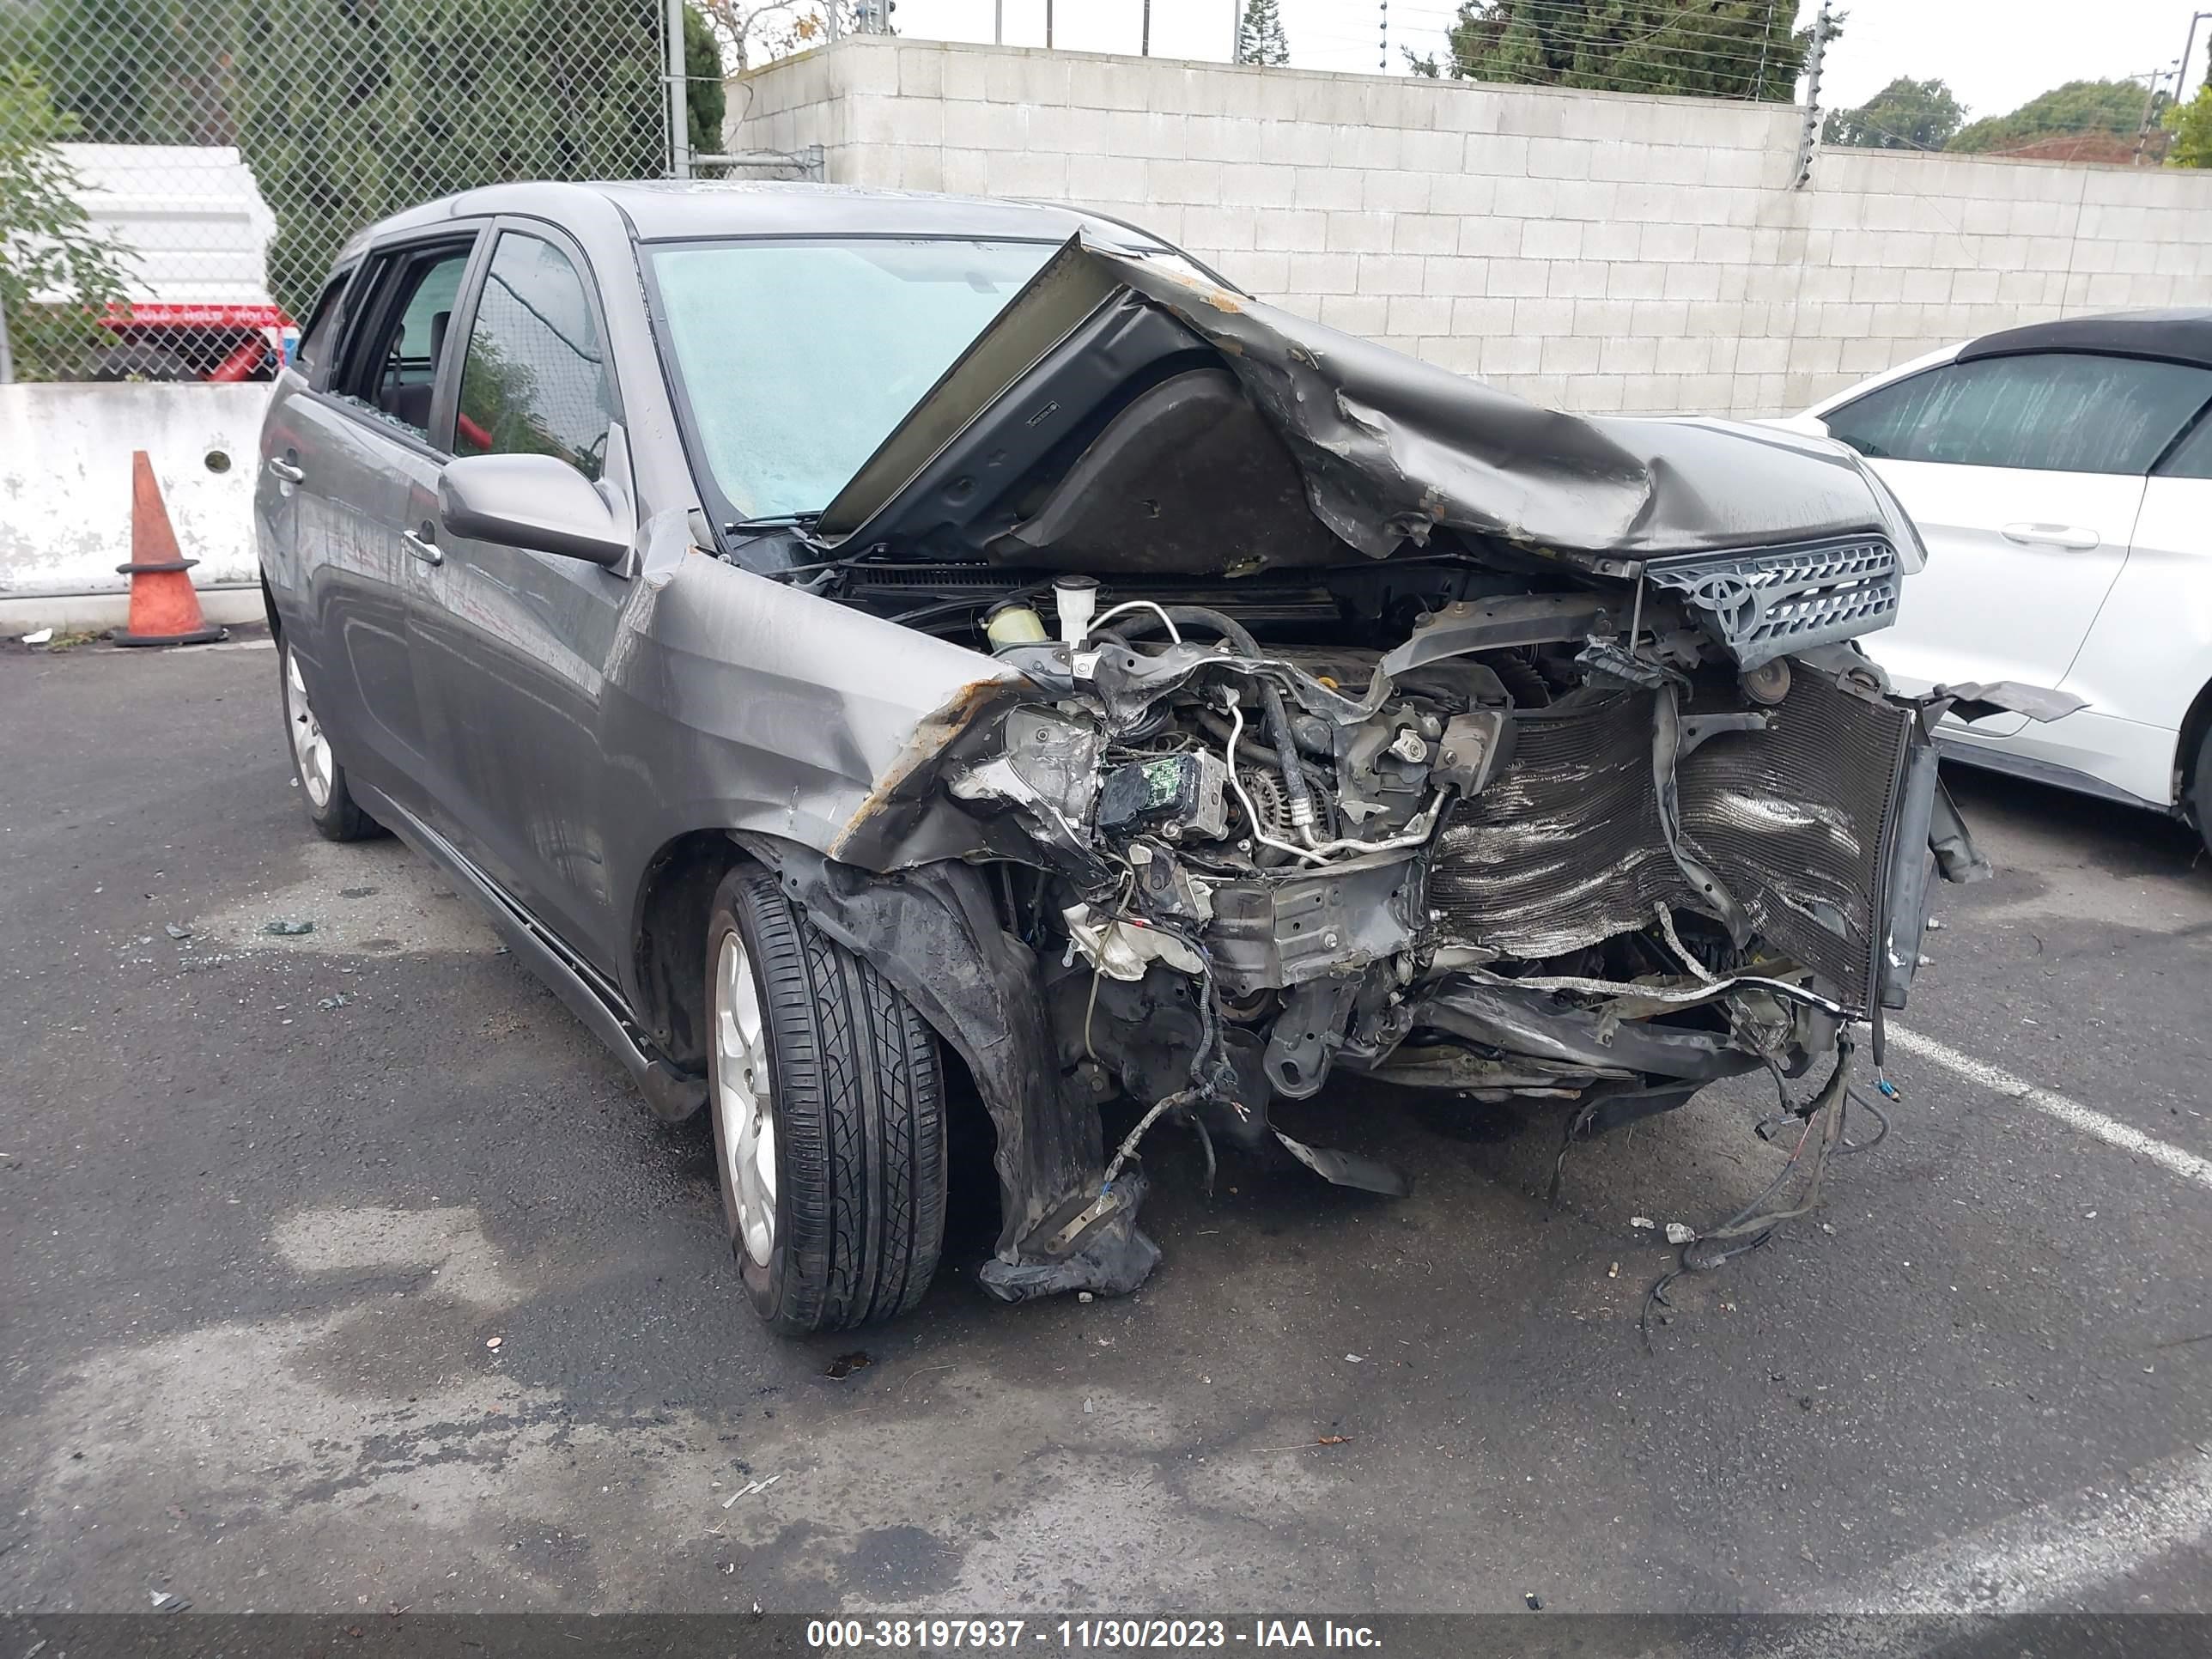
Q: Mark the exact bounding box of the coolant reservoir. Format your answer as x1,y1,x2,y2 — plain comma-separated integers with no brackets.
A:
984,600,1048,653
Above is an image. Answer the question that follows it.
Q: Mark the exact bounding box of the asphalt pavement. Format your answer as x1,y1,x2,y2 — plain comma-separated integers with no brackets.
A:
3,634,2209,1615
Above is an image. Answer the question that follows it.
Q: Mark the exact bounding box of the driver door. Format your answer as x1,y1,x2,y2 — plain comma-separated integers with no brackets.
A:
404,222,637,972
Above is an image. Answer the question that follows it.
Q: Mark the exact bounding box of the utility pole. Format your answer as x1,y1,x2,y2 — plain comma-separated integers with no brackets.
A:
1790,0,1832,189
1046,0,1053,49
2134,64,2176,162
1231,1,1243,64
1141,0,1151,57
2188,11,2212,100
2146,11,2212,160
993,0,1002,46
665,0,691,180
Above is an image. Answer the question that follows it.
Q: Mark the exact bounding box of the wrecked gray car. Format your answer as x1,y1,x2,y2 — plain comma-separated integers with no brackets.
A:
258,182,2026,1334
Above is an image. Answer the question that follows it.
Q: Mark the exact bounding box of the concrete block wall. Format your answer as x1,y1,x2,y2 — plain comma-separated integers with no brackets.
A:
732,38,2212,418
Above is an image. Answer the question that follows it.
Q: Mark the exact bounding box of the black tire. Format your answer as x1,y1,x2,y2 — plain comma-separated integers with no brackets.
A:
2191,726,2212,856
707,863,947,1334
278,638,380,842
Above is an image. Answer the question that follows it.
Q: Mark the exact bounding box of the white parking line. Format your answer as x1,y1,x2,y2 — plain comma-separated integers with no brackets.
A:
1887,1024,2212,1192
1791,1443,2212,1614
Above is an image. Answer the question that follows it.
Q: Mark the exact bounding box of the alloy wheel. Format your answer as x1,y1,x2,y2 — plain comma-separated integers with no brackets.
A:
714,929,777,1267
284,647,334,809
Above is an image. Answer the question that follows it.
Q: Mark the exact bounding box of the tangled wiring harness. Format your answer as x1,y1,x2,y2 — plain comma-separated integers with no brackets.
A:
1638,1028,1899,1352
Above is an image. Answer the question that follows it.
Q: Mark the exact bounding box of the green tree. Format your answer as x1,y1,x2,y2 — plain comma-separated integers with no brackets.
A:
1425,0,1815,102
1823,76,1965,150
1237,0,1291,67
6,0,726,315
0,0,234,148
240,0,678,311
0,64,133,379
2166,79,2212,167
697,2,854,72
1948,79,2151,154
684,3,727,159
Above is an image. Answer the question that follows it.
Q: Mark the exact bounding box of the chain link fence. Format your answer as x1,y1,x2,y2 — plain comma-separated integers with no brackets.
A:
2,0,725,380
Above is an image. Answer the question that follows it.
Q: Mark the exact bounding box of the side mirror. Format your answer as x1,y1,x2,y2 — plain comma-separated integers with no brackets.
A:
439,453,629,568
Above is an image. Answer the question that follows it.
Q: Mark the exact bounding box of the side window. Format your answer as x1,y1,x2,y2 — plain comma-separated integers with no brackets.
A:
2155,412,2212,481
454,232,616,481
294,265,356,378
329,242,476,441
1826,353,2212,475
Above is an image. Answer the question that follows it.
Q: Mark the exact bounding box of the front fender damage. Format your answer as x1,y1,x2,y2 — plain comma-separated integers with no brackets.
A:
757,842,1158,1304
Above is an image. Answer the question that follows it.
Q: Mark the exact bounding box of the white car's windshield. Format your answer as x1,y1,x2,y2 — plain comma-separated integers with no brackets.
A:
652,237,1060,522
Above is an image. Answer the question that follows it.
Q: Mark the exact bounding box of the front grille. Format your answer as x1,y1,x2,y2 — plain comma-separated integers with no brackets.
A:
1431,672,1911,1011
1645,538,1900,672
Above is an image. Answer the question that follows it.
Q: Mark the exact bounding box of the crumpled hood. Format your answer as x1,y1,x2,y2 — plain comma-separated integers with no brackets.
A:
816,234,1925,578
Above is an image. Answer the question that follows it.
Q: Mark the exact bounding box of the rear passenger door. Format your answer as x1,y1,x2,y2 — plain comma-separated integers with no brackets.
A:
1826,351,2210,738
405,221,636,969
298,230,485,811
257,260,355,613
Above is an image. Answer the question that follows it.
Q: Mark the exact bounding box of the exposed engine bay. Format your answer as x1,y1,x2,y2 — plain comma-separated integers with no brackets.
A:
850,541,1986,1251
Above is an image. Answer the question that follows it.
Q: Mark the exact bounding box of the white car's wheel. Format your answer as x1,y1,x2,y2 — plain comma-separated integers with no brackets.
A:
2188,726,2212,859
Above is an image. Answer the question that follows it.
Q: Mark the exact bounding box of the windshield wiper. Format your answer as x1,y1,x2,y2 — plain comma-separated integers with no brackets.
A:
726,510,823,532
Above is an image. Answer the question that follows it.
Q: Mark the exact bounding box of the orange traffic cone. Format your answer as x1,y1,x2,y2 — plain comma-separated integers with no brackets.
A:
113,450,225,647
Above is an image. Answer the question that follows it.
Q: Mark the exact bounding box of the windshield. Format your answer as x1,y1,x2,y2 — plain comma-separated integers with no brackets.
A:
652,237,1061,522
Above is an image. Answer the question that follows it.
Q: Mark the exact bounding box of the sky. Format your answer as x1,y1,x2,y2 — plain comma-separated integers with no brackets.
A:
873,0,2209,120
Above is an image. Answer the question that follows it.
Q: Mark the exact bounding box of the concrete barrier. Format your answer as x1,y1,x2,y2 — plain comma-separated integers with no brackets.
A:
0,382,271,630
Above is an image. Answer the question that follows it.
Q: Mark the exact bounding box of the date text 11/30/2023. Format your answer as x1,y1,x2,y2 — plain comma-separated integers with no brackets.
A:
805,1619,1385,1649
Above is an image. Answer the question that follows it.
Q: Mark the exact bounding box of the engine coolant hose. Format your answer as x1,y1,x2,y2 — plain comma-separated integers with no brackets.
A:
1104,604,1317,833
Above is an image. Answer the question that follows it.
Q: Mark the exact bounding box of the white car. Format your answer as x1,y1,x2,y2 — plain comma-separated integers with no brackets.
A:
1772,311,2212,850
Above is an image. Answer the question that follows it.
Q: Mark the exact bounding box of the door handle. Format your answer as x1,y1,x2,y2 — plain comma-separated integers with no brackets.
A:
268,459,305,483
402,528,443,567
2001,522,2100,550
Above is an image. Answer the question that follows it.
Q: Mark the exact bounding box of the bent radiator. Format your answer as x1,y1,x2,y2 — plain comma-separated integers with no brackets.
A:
1430,671,1912,1012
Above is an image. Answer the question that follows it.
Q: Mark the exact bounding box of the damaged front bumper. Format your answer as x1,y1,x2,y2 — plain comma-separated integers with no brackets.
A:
831,577,2059,1308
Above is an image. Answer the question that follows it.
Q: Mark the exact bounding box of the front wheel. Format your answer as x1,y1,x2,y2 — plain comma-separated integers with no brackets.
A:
708,863,947,1334
280,640,379,841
